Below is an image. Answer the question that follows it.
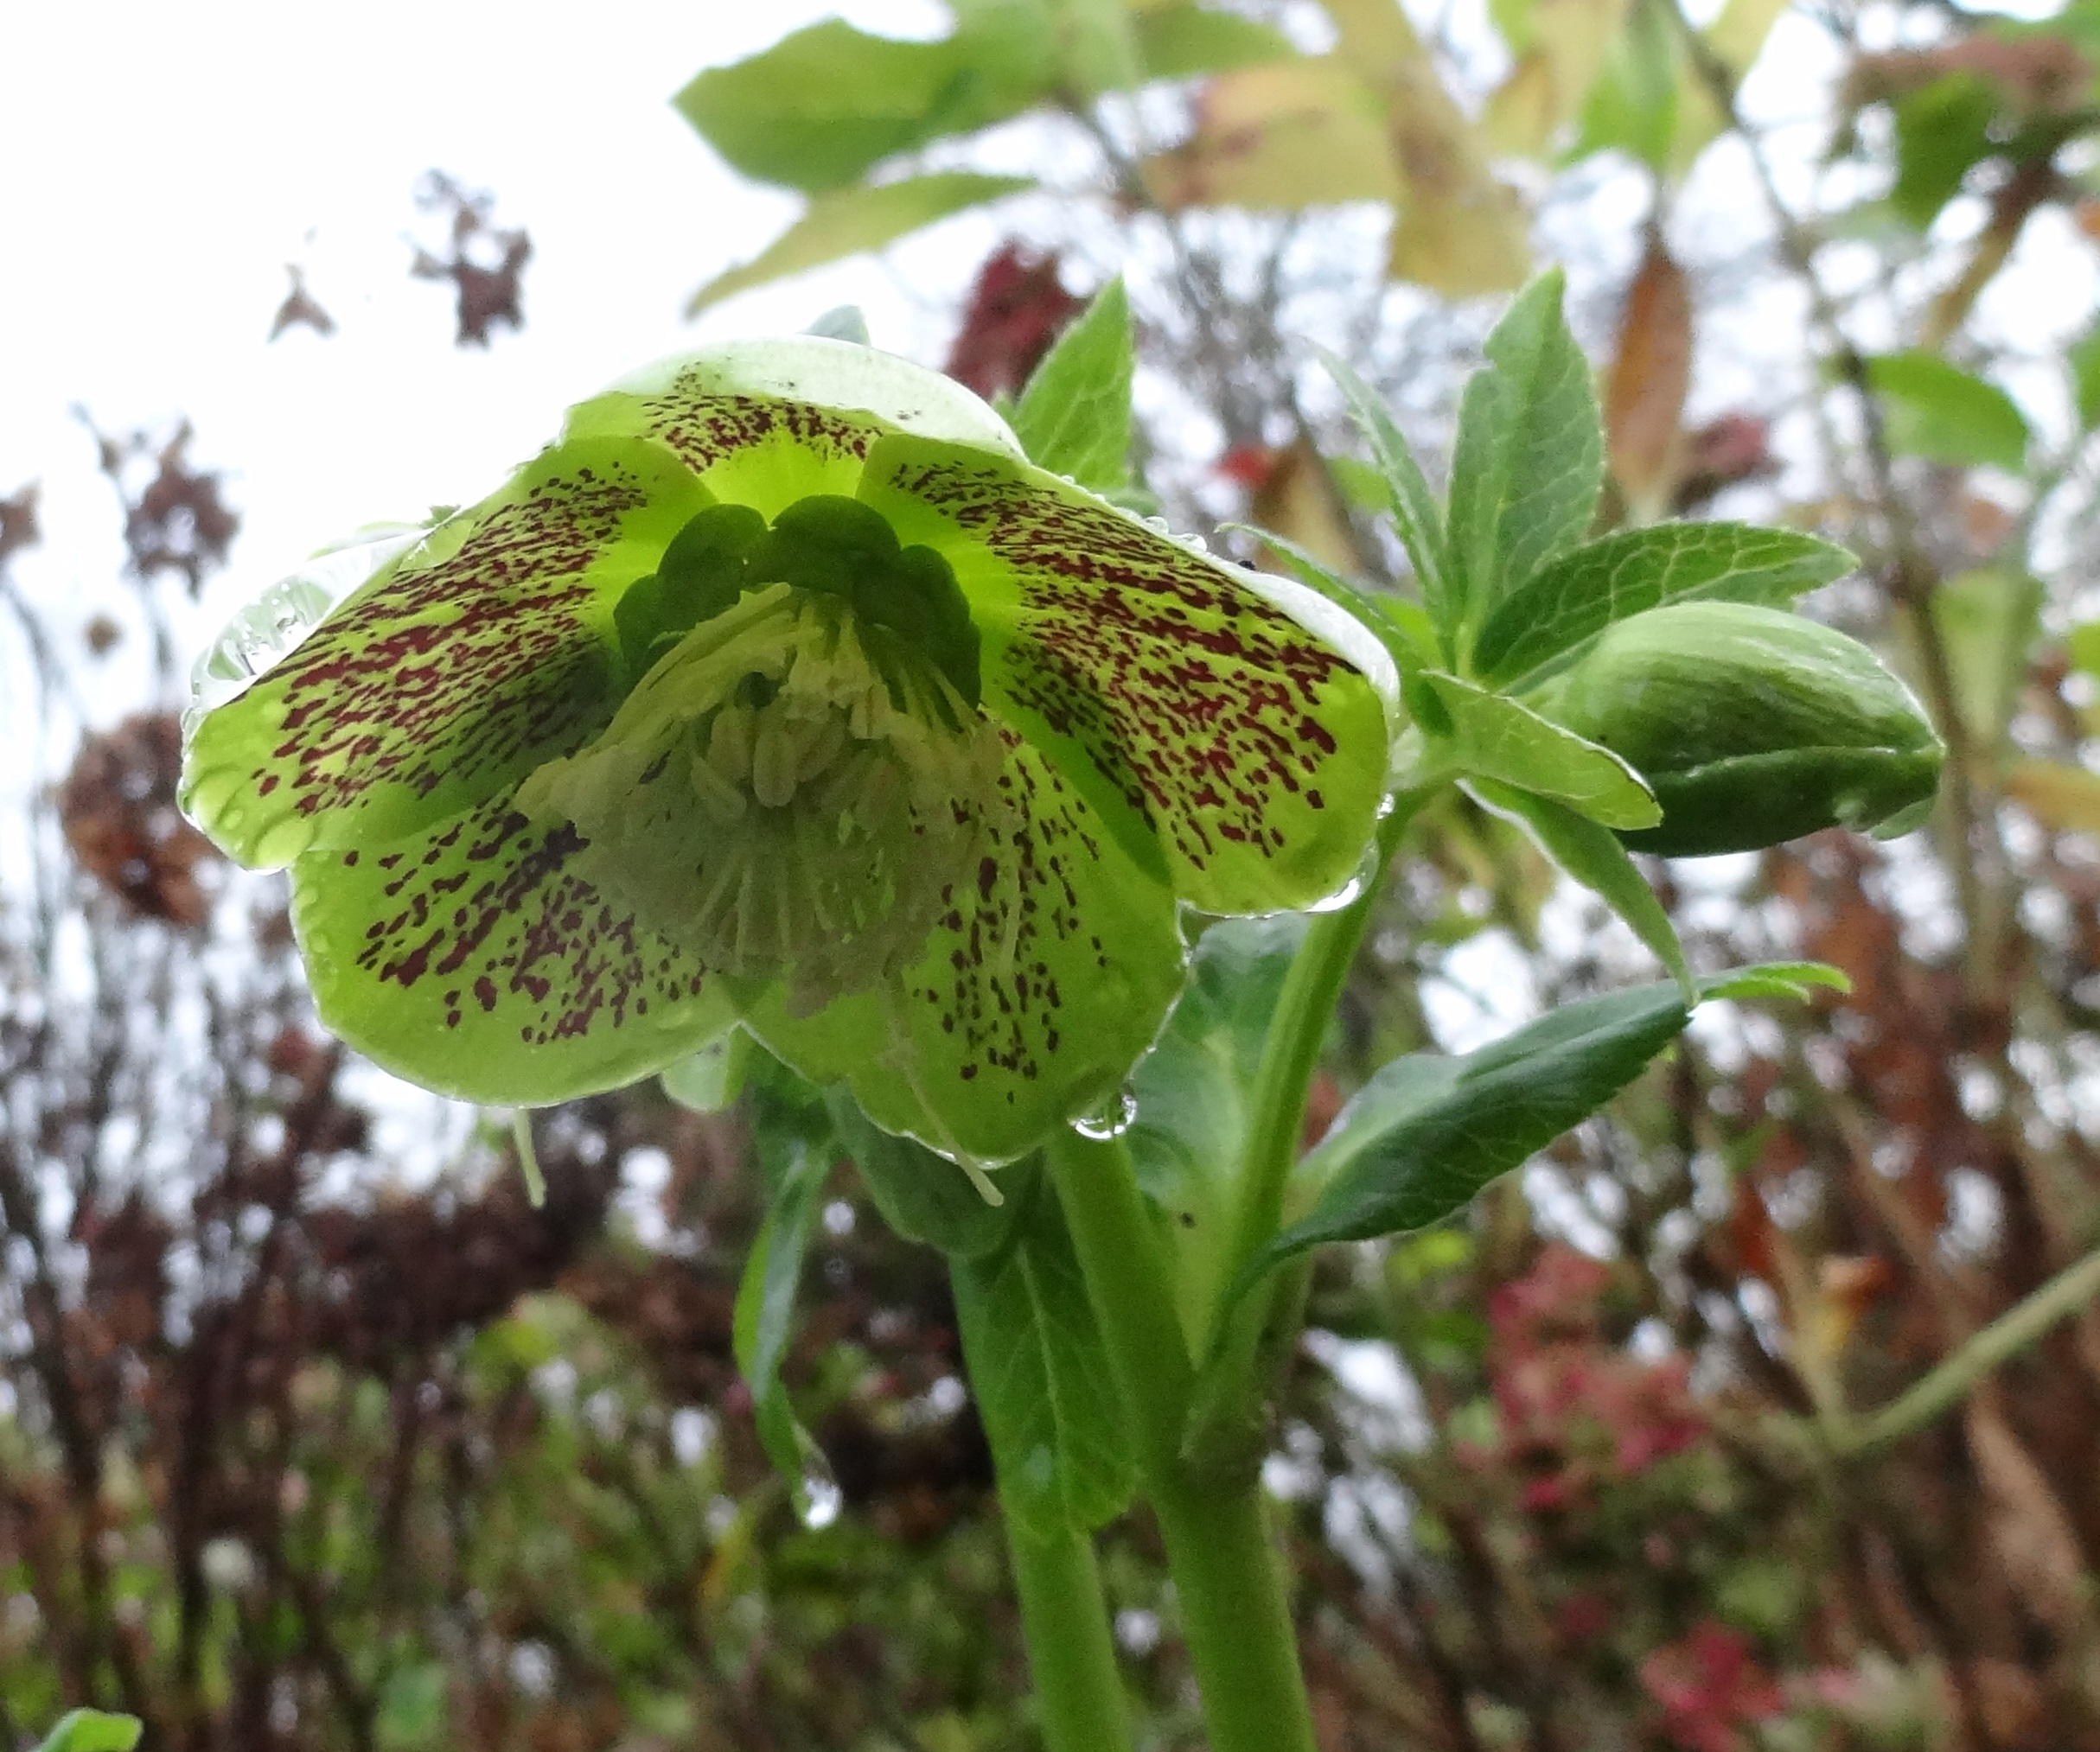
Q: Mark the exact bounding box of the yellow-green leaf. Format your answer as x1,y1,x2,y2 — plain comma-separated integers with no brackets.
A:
686,174,1035,315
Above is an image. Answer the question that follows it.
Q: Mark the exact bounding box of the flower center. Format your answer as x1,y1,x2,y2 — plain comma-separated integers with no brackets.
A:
613,493,980,709
520,558,1003,1011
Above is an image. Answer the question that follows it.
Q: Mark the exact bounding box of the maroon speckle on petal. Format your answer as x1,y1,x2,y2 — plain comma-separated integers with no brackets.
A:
247,460,649,826
339,789,713,1056
888,458,1359,872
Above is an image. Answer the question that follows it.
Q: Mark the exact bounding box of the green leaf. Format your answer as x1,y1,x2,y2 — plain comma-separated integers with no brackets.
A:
2069,619,2100,679
1136,3,1299,77
2069,322,2100,429
835,1094,1035,1258
1573,0,1680,169
1867,352,2030,473
375,1666,448,1751
1318,347,1450,634
1235,524,1439,676
2007,758,2100,836
1127,914,1309,1347
950,1175,1138,1543
1467,778,1693,997
1701,960,1848,1003
686,173,1035,315
1050,0,1143,93
1248,978,1696,1282
661,1027,752,1113
733,1135,835,1522
1402,668,1661,829
34,1715,143,1752
1010,278,1135,493
1471,522,1856,690
1446,270,1605,638
673,17,1049,194
1929,567,2043,748
805,304,873,344
1891,73,1998,229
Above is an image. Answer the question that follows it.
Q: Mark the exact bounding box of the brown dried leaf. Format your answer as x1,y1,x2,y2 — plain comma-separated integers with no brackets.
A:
1605,233,1692,519
1484,0,1631,159
78,417,239,596
1238,438,1358,576
411,170,532,347
1964,1400,2092,1641
0,481,39,569
2005,759,2100,838
268,264,336,341
1140,59,1401,210
59,711,220,927
1848,35,2093,118
1670,413,1773,512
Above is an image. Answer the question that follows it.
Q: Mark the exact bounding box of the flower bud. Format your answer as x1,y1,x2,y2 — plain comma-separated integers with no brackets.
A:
1541,602,1944,856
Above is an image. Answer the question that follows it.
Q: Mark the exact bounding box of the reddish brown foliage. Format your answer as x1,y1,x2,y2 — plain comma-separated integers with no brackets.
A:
943,245,1083,401
80,418,239,596
268,264,335,341
411,170,532,347
58,712,220,927
0,481,39,569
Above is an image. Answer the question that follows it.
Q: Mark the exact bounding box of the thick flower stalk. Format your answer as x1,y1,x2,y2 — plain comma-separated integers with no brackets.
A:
180,338,1395,1165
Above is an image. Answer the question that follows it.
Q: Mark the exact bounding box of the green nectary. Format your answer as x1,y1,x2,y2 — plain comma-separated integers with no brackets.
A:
178,335,1396,1167
1541,602,1944,857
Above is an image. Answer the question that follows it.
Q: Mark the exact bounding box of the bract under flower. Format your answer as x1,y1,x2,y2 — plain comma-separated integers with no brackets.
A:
181,337,1395,1164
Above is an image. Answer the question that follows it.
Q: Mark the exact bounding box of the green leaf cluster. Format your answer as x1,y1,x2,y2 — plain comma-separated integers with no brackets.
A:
1281,271,1861,991
678,2,1296,311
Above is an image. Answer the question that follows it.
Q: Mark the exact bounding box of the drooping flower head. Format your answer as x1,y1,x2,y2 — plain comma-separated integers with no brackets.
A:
181,338,1395,1166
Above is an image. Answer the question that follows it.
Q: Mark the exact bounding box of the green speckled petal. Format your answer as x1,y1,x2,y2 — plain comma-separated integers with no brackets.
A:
183,438,712,867
559,335,1025,520
291,787,734,1104
859,436,1397,916
745,735,1185,1166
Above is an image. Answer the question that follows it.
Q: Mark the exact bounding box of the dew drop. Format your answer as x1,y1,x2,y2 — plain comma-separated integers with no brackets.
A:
184,526,422,729
1305,874,1363,914
795,1461,843,1530
1305,841,1383,914
1072,1085,1139,1141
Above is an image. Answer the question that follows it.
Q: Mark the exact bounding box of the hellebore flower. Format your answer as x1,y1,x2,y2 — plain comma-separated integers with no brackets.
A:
181,338,1395,1165
1541,602,1944,856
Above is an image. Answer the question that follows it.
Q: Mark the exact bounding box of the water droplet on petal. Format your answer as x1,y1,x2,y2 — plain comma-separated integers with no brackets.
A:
1304,875,1363,914
1304,841,1384,914
184,526,423,730
1072,1085,1139,1141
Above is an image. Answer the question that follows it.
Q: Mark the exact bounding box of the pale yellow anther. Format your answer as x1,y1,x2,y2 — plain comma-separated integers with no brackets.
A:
751,708,800,808
796,713,849,785
528,581,1006,1009
687,749,748,823
707,705,754,787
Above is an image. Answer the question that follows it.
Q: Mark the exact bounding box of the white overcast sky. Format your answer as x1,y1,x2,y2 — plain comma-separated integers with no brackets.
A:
0,0,985,685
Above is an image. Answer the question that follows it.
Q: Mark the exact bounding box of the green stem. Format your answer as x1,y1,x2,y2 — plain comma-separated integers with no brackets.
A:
1048,1132,1318,1752
1147,1471,1317,1752
1837,1243,2100,1457
1218,789,1431,1328
1183,793,1433,1471
1005,1520,1133,1752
